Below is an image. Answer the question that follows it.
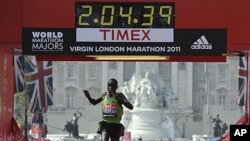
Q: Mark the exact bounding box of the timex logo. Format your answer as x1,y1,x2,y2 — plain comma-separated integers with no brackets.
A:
76,28,173,42
99,29,151,41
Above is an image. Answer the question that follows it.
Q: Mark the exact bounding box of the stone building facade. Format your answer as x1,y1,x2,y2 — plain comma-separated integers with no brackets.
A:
48,57,242,139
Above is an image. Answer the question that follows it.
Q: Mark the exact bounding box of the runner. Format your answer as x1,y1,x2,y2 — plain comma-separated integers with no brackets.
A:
83,78,133,141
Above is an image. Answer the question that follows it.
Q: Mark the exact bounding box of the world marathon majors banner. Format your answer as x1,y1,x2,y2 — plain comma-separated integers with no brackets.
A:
22,28,227,56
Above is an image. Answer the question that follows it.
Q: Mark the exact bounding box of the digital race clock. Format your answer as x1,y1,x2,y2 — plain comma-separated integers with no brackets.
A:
75,2,175,28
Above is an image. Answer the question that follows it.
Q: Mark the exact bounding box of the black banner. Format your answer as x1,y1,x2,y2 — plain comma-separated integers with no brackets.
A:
22,28,226,56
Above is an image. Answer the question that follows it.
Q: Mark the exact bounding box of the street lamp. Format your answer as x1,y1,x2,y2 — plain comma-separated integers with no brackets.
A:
183,114,189,138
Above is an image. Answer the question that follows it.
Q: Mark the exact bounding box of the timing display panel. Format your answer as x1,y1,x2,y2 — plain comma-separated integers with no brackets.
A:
75,2,174,43
75,2,175,28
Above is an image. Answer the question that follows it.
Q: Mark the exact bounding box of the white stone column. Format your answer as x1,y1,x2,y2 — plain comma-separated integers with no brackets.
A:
171,62,178,103
117,62,124,87
177,66,186,106
175,62,193,109
186,62,193,108
171,62,193,110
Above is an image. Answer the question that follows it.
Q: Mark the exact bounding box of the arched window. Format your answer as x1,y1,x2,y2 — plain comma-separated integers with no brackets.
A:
66,87,77,109
67,92,76,109
217,88,228,109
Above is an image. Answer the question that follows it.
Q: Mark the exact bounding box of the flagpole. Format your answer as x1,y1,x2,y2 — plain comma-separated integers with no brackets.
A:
205,63,212,136
23,56,30,140
24,103,28,140
24,82,29,140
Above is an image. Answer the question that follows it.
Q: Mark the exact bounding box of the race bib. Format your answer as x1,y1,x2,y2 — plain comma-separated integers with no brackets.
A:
102,104,117,117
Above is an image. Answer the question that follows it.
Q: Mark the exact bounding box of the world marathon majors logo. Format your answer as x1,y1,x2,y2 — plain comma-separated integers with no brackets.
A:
31,31,64,51
22,28,67,54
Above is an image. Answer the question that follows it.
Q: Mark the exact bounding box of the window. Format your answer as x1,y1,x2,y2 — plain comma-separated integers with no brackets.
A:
67,64,75,79
218,65,227,81
218,95,226,105
218,95,226,109
67,93,76,109
178,63,186,70
197,63,205,81
89,64,97,79
159,63,170,80
124,62,135,81
109,62,117,69
198,94,206,112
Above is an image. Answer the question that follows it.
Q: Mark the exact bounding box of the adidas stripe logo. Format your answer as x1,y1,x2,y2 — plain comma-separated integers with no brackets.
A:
191,35,213,50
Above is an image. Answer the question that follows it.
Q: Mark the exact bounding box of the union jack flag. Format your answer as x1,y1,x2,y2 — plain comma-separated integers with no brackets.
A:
14,56,26,93
14,56,53,112
238,56,247,107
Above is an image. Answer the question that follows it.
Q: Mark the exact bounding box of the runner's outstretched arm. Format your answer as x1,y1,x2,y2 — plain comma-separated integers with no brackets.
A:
83,89,103,105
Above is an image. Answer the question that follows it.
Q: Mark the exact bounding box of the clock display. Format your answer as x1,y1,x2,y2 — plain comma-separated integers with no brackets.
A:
75,2,175,28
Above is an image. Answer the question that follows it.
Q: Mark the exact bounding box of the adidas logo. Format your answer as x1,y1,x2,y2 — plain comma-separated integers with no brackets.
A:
191,35,212,50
